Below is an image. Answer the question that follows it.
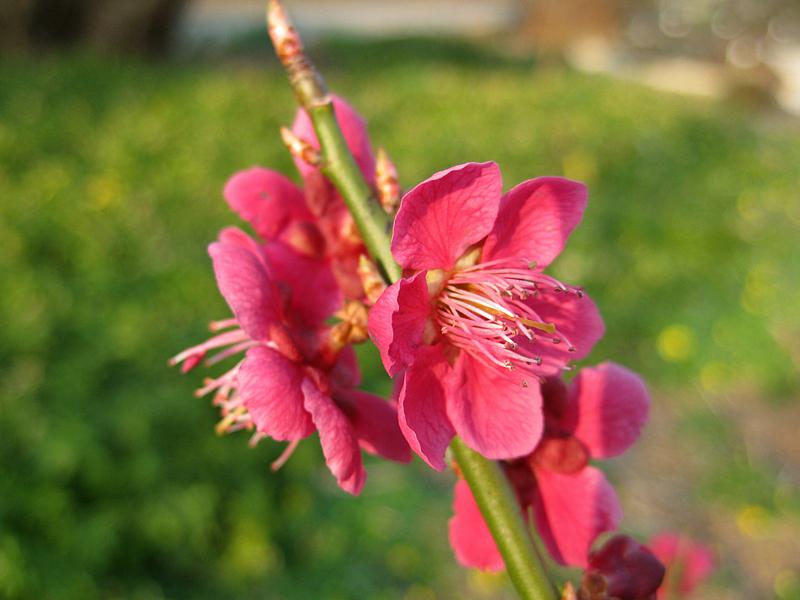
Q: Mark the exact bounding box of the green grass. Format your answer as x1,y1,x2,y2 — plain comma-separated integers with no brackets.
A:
1,38,798,599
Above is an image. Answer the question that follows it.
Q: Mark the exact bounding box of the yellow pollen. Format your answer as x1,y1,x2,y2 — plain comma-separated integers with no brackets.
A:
216,405,247,435
473,302,557,334
517,318,557,334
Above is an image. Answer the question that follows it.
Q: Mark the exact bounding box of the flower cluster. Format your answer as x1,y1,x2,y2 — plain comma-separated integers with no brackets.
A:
174,89,714,598
171,96,409,494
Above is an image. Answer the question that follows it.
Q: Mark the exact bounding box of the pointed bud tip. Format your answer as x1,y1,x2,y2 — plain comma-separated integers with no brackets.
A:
280,126,321,166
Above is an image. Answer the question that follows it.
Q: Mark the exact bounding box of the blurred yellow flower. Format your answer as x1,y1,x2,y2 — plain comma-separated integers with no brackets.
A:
657,324,696,362
736,504,771,538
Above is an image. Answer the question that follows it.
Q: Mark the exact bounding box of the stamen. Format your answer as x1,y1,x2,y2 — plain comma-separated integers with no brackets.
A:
434,258,584,376
271,439,301,471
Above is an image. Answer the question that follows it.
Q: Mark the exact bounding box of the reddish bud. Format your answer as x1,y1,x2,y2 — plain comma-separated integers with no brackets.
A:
580,535,665,600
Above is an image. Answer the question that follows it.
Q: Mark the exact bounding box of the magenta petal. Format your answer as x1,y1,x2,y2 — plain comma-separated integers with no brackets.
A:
392,162,502,271
449,479,505,572
367,272,431,377
649,533,715,596
446,355,543,460
532,465,622,567
292,95,376,184
217,226,264,256
521,289,605,375
209,240,281,341
397,345,456,470
238,346,314,440
329,345,361,389
301,378,365,495
262,240,341,327
223,167,311,239
336,389,411,463
482,177,587,268
569,362,650,459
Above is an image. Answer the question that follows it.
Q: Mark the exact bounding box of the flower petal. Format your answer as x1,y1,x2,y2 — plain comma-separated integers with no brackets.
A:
397,344,456,470
329,345,361,389
238,346,314,440
262,240,341,327
292,95,376,184
217,225,264,256
449,479,505,572
335,389,411,463
392,162,502,270
532,465,622,567
367,272,431,377
649,533,715,597
209,239,281,341
482,177,587,268
569,362,650,459
301,377,365,495
223,167,311,240
446,355,543,460
520,289,605,375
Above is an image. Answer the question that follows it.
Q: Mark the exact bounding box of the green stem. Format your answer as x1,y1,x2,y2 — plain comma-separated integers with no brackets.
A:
307,103,401,283
451,438,556,600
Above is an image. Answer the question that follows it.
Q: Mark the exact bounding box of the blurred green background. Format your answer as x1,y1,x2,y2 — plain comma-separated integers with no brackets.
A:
2,15,800,600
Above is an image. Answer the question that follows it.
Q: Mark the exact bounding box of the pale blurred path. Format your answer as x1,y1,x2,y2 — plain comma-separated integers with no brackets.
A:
179,0,800,117
180,0,520,42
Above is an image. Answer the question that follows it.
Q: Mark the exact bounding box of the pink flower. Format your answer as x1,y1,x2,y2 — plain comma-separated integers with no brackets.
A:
171,228,410,494
580,535,666,600
368,162,604,467
648,533,715,599
449,363,649,568
223,96,374,300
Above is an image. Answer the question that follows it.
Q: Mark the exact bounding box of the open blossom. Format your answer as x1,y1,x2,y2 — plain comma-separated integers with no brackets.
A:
449,363,649,568
171,227,410,494
648,533,714,599
578,535,666,600
368,161,604,467
223,95,374,300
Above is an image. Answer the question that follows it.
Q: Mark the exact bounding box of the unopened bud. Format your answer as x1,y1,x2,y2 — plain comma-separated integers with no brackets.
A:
375,147,400,214
358,255,387,305
267,0,303,66
280,126,321,167
266,0,327,107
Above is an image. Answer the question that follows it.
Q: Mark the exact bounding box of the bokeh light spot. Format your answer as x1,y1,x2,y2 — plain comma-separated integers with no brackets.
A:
657,324,696,362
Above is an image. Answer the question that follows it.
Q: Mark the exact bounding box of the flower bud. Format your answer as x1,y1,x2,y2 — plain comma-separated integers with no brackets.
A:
375,147,400,214
357,255,387,305
280,126,321,167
